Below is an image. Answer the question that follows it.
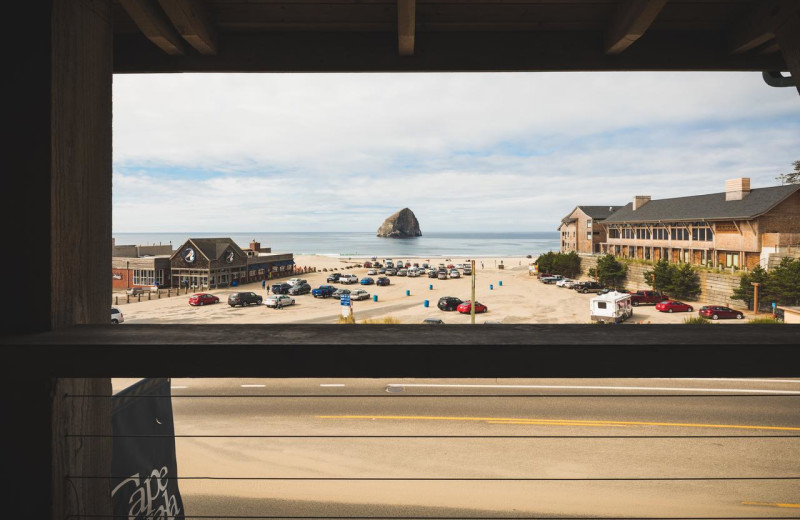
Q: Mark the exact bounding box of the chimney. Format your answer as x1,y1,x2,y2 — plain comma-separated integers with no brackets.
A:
250,240,261,251
725,177,750,201
633,195,651,210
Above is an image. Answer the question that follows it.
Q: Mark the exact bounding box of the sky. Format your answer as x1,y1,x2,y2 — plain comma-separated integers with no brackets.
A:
112,72,800,233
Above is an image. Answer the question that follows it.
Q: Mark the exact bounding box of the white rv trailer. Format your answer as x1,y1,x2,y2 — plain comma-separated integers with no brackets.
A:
590,291,633,324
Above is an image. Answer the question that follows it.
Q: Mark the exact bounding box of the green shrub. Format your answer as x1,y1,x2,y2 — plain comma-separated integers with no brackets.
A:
683,316,710,325
747,316,783,324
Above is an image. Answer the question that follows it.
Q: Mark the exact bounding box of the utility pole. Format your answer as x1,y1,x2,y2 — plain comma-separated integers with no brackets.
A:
471,259,476,324
751,282,759,316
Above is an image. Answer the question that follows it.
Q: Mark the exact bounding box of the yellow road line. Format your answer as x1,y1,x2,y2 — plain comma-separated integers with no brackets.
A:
316,415,800,432
742,501,800,508
487,421,629,427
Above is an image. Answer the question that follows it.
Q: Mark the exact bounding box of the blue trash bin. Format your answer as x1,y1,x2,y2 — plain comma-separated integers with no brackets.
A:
373,295,378,302
424,300,429,308
490,284,493,290
406,289,410,296
429,284,433,290
499,281,503,286
232,280,238,287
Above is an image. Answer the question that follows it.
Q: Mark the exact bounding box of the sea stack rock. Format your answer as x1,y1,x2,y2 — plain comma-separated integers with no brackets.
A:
377,208,422,238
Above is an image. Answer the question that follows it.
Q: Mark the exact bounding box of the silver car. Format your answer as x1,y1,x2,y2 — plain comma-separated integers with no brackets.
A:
264,294,295,307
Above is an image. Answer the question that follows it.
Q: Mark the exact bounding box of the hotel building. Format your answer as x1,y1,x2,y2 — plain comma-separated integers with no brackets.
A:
600,178,800,270
560,206,623,254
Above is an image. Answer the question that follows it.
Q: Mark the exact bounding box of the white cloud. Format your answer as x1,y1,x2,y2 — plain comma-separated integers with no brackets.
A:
112,72,800,232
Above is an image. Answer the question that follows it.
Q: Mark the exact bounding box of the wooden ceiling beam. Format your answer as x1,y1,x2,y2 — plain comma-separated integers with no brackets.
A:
158,0,218,56
118,0,186,55
398,0,415,56
729,0,797,55
605,0,668,55
774,7,800,95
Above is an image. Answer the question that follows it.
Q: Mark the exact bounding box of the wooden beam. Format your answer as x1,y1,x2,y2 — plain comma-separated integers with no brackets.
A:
119,0,186,55
729,0,797,55
774,7,800,95
398,0,415,56
605,0,668,55
158,0,218,55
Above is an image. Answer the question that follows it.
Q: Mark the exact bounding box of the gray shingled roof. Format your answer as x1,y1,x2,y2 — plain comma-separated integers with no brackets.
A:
603,185,800,223
183,238,244,261
578,205,625,219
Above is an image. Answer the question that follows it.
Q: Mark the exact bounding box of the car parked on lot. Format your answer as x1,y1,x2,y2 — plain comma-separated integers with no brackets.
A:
360,277,375,285
367,269,377,275
630,290,668,306
462,266,472,275
541,275,563,284
287,278,307,286
288,283,312,295
699,306,744,320
327,273,342,283
574,281,604,293
189,293,219,306
264,294,295,307
437,270,448,280
655,300,694,313
228,292,263,307
339,274,359,284
111,307,124,324
449,269,460,279
386,268,397,276
376,276,391,286
438,296,463,311
378,267,387,274
457,300,488,314
271,283,292,294
428,270,438,278
312,285,337,298
555,278,574,287
423,318,445,324
332,288,351,298
350,289,371,301
408,268,421,277
397,269,408,276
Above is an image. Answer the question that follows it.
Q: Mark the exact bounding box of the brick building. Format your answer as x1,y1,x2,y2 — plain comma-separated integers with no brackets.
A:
600,178,800,270
559,206,623,254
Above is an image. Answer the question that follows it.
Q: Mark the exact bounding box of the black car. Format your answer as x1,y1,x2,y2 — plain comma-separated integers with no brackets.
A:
271,282,292,294
574,281,604,294
438,296,463,311
288,282,312,295
428,270,438,278
228,292,263,307
376,276,391,286
327,273,342,283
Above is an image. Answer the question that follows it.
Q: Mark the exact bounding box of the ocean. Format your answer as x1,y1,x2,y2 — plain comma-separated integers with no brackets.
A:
113,232,560,258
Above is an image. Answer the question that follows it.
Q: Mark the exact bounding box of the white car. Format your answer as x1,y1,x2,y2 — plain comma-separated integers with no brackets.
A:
367,269,377,275
350,289,371,301
111,307,124,324
287,278,307,286
264,294,295,307
449,269,461,279
339,274,359,284
407,269,421,277
556,278,574,287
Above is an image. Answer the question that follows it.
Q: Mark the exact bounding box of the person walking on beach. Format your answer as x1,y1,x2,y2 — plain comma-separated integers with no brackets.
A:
262,279,266,290
481,261,484,269
266,283,270,295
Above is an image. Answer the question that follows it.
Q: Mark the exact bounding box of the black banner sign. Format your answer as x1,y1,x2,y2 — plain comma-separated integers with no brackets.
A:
110,378,185,520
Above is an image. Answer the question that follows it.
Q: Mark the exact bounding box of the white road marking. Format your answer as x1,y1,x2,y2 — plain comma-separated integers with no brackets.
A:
670,378,800,384
320,384,346,387
171,386,188,389
385,383,800,394
240,384,266,388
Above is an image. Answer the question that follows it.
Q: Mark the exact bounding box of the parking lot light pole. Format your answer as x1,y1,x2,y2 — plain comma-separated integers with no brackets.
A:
471,260,476,324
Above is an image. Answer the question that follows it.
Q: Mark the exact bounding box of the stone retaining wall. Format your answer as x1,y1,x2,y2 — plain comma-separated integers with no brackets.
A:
579,255,745,308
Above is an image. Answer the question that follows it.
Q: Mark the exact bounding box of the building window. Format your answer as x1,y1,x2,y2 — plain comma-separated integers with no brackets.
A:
587,232,592,241
586,220,592,228
726,252,739,267
132,269,155,285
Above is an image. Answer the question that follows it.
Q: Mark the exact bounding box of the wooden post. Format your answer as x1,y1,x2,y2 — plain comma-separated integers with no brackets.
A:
752,282,760,315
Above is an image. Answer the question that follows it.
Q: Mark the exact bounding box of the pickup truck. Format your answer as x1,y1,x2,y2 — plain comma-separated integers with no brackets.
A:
540,275,563,284
630,290,668,306
326,273,341,283
339,274,359,284
574,281,604,294
312,285,337,298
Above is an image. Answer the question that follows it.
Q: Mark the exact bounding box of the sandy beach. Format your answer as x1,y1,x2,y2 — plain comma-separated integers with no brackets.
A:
113,254,750,326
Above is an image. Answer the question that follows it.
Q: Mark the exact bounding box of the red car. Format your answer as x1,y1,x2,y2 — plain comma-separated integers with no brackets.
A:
457,301,488,314
189,293,219,306
655,300,693,313
699,306,744,320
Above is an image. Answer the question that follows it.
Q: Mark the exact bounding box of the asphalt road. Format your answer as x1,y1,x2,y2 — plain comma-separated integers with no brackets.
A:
113,378,800,519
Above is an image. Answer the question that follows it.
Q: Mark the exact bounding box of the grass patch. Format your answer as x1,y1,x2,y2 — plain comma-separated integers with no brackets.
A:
361,316,401,324
747,316,783,324
336,314,356,324
683,316,711,325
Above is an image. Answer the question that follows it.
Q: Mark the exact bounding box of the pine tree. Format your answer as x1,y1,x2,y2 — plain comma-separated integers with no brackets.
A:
644,258,673,293
732,265,769,309
596,254,627,288
769,257,800,306
775,160,800,185
667,263,701,299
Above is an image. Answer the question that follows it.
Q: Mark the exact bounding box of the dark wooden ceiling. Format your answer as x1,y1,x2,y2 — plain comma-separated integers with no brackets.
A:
112,0,798,76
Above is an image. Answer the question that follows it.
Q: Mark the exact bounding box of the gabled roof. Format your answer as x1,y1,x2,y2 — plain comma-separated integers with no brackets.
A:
171,238,245,261
603,185,800,224
578,206,625,220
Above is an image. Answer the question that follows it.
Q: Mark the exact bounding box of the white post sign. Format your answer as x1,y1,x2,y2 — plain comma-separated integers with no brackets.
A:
340,294,352,317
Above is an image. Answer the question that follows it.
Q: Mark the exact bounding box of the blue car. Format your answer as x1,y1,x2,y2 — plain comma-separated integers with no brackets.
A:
360,277,374,285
